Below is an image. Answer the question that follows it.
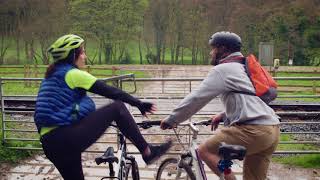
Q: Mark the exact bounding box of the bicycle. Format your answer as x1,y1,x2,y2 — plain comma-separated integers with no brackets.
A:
155,120,247,180
95,121,160,180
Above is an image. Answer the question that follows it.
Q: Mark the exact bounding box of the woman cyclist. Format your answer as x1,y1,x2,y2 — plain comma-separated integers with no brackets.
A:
34,34,172,180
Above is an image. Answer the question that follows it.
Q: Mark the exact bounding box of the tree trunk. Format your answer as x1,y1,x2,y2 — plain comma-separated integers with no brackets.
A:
29,40,35,64
161,42,166,64
16,35,20,64
192,44,196,65
181,46,184,65
139,35,143,64
170,45,175,64
25,40,29,64
104,43,112,64
98,41,102,65
0,35,7,65
175,44,180,64
40,39,49,65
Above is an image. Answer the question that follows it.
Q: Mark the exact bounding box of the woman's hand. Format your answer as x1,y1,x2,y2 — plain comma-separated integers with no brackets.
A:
138,102,156,117
211,113,223,131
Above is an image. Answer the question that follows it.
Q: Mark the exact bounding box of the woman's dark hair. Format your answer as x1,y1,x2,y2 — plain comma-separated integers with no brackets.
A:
45,47,83,78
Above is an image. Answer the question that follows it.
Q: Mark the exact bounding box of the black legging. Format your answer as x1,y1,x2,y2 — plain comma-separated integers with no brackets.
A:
40,101,149,180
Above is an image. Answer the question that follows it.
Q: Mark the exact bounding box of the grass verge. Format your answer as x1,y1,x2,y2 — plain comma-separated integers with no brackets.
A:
273,134,320,168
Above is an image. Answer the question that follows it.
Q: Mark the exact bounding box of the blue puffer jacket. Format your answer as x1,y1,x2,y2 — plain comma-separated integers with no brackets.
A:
34,63,96,132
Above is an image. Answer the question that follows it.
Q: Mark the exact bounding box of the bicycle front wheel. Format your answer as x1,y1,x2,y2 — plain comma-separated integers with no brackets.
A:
156,158,196,180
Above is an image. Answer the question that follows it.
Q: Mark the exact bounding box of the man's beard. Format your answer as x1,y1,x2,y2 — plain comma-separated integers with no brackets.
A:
210,51,224,66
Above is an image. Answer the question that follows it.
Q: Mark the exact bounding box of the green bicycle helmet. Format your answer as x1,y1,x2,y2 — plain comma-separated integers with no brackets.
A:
47,34,84,61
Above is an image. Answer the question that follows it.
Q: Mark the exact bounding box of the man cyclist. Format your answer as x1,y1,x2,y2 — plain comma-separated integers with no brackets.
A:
161,31,280,180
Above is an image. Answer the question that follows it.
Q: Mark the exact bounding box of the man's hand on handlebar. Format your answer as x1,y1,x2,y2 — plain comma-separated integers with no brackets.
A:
211,113,223,131
160,120,176,130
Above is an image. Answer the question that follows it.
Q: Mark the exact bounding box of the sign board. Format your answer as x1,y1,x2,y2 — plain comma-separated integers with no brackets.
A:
259,42,274,66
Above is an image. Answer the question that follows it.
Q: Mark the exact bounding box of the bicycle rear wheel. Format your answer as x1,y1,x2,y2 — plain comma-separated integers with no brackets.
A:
156,158,196,180
125,160,140,180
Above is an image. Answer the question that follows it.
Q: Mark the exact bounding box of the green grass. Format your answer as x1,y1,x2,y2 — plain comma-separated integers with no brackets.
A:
0,143,37,164
0,115,38,163
276,72,320,86
273,134,320,168
277,92,319,102
273,155,320,168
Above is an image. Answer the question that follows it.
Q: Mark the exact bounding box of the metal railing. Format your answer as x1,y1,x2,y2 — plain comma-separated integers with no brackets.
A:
0,76,319,154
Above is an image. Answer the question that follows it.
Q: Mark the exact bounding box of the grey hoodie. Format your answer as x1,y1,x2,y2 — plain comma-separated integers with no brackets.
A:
164,52,280,126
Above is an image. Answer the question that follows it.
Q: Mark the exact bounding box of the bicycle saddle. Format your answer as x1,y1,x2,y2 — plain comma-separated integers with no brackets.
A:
95,147,119,165
218,142,246,161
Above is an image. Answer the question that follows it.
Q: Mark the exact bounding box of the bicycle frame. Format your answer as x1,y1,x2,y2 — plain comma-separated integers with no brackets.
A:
114,133,127,179
99,132,129,180
172,121,245,180
175,122,208,180
97,121,157,180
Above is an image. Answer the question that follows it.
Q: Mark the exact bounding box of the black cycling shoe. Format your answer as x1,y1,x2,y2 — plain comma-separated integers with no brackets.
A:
143,140,172,165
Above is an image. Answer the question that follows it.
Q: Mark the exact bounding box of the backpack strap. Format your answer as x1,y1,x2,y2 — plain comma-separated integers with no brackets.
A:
220,56,257,97
220,55,245,64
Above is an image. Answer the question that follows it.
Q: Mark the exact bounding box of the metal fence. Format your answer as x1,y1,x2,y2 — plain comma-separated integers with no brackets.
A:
0,76,319,154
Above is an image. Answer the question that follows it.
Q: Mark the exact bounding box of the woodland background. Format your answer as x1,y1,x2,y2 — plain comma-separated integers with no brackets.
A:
0,0,319,66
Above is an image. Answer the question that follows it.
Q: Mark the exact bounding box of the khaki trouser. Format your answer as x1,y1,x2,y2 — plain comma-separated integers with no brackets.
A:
205,124,280,180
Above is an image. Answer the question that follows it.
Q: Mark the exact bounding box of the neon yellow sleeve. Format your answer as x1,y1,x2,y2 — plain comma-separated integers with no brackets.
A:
65,69,97,90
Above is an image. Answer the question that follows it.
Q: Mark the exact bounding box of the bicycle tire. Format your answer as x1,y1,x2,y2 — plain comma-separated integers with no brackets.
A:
124,161,140,180
124,163,132,180
131,160,140,180
156,158,196,180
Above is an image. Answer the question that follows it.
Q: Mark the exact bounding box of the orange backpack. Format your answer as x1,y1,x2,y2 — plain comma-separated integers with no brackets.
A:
222,54,278,104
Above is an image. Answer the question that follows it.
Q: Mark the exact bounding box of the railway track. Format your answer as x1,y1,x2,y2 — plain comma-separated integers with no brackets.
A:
2,98,319,118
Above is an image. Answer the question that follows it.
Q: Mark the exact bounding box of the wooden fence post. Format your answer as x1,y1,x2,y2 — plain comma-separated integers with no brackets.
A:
312,80,316,94
24,65,31,87
112,66,117,87
34,64,39,87
313,70,317,94
112,66,116,77
87,65,91,74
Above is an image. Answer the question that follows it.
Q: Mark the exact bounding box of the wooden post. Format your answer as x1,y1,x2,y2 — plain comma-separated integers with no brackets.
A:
112,66,117,77
312,80,316,94
313,70,317,94
24,65,27,87
34,64,39,87
86,65,91,74
24,65,31,87
162,69,165,93
112,66,117,87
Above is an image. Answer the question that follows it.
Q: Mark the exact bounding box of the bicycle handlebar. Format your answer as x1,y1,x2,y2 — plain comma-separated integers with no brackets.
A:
137,120,161,129
179,119,212,126
137,119,212,129
110,119,211,130
109,121,161,130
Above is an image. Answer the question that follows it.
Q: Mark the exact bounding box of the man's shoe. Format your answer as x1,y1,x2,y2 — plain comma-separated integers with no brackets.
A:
143,140,172,165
